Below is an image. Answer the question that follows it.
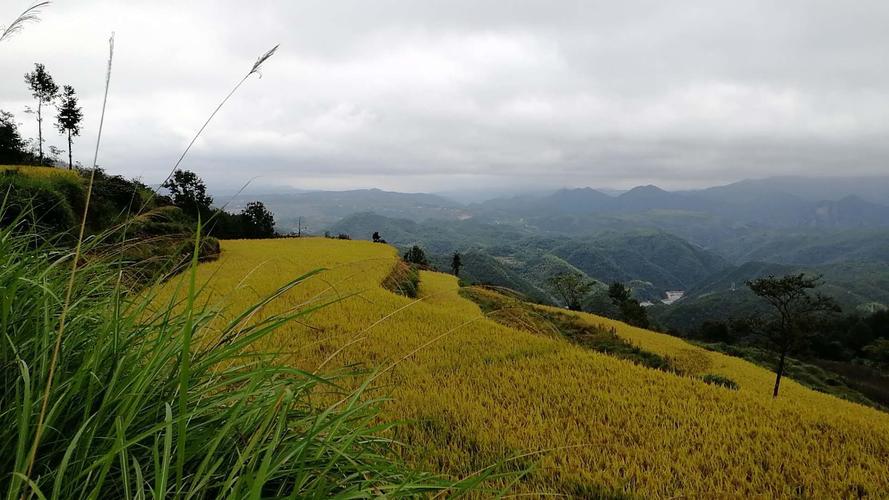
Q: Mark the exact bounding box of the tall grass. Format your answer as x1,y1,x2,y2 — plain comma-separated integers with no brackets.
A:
0,14,488,498
0,215,475,498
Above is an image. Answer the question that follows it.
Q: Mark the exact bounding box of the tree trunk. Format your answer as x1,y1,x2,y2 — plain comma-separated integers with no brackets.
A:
37,100,43,165
67,130,73,169
773,348,787,398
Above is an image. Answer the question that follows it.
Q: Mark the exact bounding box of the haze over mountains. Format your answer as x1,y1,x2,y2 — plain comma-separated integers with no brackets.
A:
228,175,889,235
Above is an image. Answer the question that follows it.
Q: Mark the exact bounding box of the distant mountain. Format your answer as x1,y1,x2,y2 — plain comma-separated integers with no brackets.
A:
804,196,889,228
541,187,614,214
548,230,730,291
690,176,889,205
616,185,713,212
228,188,465,233
713,229,889,266
246,176,889,239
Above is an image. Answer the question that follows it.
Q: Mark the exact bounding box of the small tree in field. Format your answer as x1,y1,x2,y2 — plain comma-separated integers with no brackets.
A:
403,245,428,266
747,273,840,397
451,252,462,277
55,85,83,169
24,63,58,165
547,272,594,311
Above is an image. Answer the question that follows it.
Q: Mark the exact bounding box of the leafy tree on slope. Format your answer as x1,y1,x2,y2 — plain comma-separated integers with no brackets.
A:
548,272,594,311
747,273,840,397
608,282,650,328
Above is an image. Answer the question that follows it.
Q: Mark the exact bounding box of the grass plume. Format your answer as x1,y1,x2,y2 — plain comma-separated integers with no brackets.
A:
0,1,50,43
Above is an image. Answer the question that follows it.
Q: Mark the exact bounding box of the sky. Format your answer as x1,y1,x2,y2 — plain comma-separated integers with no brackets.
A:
2,0,889,195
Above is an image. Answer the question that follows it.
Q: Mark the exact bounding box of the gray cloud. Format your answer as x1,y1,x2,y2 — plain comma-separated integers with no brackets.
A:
2,0,888,193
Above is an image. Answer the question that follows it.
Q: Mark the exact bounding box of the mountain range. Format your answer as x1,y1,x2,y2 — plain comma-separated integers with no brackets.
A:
230,175,889,327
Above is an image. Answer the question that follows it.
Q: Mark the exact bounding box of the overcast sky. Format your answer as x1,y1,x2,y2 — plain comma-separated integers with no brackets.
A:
2,1,889,194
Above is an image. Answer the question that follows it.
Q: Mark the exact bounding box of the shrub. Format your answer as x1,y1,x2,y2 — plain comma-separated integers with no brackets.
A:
382,260,421,298
700,374,740,390
0,170,80,236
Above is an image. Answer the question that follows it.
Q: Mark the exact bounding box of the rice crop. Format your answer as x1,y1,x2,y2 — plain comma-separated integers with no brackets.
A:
1,164,81,180
158,237,889,498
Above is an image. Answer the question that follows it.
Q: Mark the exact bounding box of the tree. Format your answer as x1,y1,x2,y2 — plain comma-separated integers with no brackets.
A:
403,245,428,266
547,272,594,311
747,273,840,397
0,110,28,163
162,170,214,219
24,63,58,165
863,339,889,367
55,85,83,169
607,282,650,328
241,201,275,238
607,282,632,304
451,252,463,277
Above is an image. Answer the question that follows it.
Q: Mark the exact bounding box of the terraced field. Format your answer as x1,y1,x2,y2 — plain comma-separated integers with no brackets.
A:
159,237,889,497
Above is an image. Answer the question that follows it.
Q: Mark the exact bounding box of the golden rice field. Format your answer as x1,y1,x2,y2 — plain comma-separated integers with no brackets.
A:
157,237,889,498
0,164,80,180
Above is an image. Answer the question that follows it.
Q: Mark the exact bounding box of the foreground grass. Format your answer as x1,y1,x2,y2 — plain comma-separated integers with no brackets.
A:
161,238,889,497
0,226,465,498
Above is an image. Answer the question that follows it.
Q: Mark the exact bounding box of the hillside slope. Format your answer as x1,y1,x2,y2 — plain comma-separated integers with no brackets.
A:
163,238,889,497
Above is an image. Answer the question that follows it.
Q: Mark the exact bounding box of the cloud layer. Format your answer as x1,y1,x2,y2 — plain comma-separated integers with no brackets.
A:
2,0,888,193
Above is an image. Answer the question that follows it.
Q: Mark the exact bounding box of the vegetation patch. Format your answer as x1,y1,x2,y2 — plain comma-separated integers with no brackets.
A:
382,260,421,298
696,342,885,409
462,285,673,372
700,374,740,390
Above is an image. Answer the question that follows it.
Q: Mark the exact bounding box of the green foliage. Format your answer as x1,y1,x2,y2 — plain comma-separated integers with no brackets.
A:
209,202,277,240
464,286,673,372
451,251,462,276
162,169,214,220
547,272,594,311
0,168,82,236
864,339,889,367
240,201,275,237
382,260,421,298
697,342,885,409
24,63,59,165
403,245,429,266
747,274,841,352
55,85,83,169
608,282,650,328
0,111,31,164
746,273,841,397
700,374,739,390
607,282,632,303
